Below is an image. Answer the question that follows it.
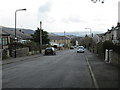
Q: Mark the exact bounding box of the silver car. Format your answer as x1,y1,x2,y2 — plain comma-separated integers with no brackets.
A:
77,46,85,53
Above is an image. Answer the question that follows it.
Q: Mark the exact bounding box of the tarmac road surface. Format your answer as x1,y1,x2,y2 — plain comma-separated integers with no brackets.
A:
2,49,119,88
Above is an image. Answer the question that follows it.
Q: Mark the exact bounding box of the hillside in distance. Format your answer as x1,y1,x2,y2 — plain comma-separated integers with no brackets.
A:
1,26,105,37
1,26,35,35
50,31,104,37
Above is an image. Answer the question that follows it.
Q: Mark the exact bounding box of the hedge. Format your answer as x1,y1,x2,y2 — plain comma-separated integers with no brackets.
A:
102,40,120,54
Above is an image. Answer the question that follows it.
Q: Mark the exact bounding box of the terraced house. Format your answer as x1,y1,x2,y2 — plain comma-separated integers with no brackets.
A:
94,23,120,44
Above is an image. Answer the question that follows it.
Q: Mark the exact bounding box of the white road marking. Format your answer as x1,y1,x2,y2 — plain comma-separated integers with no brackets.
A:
85,55,99,89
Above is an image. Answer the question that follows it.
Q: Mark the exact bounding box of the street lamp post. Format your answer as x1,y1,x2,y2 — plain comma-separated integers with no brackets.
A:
85,28,92,37
15,8,26,58
39,21,42,54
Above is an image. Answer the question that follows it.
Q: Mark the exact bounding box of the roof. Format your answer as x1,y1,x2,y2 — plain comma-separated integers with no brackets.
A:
49,36,71,40
96,33,104,37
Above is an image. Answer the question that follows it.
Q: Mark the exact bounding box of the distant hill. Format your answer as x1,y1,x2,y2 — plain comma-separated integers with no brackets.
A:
1,26,34,35
48,33,59,36
50,31,104,37
20,29,34,35
1,26,103,37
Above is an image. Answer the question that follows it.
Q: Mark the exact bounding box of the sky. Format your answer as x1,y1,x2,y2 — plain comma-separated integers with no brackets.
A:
0,0,120,33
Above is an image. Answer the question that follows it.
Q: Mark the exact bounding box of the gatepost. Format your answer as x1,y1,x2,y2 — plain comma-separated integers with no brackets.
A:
105,49,108,62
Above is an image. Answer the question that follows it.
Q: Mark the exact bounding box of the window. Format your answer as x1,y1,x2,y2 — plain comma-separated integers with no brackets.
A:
0,38,2,45
2,37,8,45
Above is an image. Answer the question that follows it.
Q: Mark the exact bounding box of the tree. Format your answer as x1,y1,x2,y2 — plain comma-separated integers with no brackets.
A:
85,34,88,37
31,28,50,45
103,40,113,51
81,37,92,48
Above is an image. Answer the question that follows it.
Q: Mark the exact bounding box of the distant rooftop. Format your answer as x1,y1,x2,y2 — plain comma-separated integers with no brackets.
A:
49,36,71,40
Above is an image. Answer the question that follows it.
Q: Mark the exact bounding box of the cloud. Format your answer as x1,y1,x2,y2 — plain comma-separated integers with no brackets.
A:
37,1,56,23
68,16,81,23
93,18,106,22
38,2,52,13
97,23,106,26
44,16,56,23
62,16,87,24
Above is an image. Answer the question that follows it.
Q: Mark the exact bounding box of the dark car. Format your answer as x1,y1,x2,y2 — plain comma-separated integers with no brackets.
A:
44,47,56,55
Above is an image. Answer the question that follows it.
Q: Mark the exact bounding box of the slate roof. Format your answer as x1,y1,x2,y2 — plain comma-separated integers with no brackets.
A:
49,36,71,40
96,33,104,37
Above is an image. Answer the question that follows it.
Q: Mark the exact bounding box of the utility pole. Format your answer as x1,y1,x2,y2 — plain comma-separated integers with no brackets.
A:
64,31,66,48
39,21,42,54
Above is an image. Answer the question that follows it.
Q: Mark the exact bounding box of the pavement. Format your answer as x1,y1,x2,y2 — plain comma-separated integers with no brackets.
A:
2,49,120,88
1,54,42,66
1,49,64,66
85,50,120,88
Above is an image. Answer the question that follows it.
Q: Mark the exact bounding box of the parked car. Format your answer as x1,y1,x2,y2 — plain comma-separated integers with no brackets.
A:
74,46,77,48
78,46,84,48
77,46,85,53
44,47,56,55
70,46,74,49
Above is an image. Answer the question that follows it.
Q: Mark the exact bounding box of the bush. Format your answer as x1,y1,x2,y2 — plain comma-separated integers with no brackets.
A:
113,43,120,53
42,45,52,49
96,42,104,54
8,41,40,53
24,41,39,51
2,49,8,59
8,42,27,49
102,41,120,54
103,40,114,51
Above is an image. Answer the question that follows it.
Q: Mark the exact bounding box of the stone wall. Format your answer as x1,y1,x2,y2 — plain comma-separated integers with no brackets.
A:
12,48,29,57
0,49,2,62
28,51,39,55
111,51,120,66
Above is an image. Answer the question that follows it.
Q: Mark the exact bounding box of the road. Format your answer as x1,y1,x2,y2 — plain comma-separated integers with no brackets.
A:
2,49,98,88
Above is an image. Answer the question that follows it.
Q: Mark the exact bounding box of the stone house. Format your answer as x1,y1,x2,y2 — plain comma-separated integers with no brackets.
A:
93,34,104,44
49,36,71,48
0,33,11,58
101,26,120,43
1,26,32,58
0,33,10,50
70,37,83,46
111,27,119,43
116,24,120,42
102,30,111,42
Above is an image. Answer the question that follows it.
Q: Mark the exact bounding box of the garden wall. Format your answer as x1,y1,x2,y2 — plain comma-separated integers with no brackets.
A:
111,51,120,67
11,47,29,57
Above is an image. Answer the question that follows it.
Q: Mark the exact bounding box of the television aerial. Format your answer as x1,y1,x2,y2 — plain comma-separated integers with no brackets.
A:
91,0,104,3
